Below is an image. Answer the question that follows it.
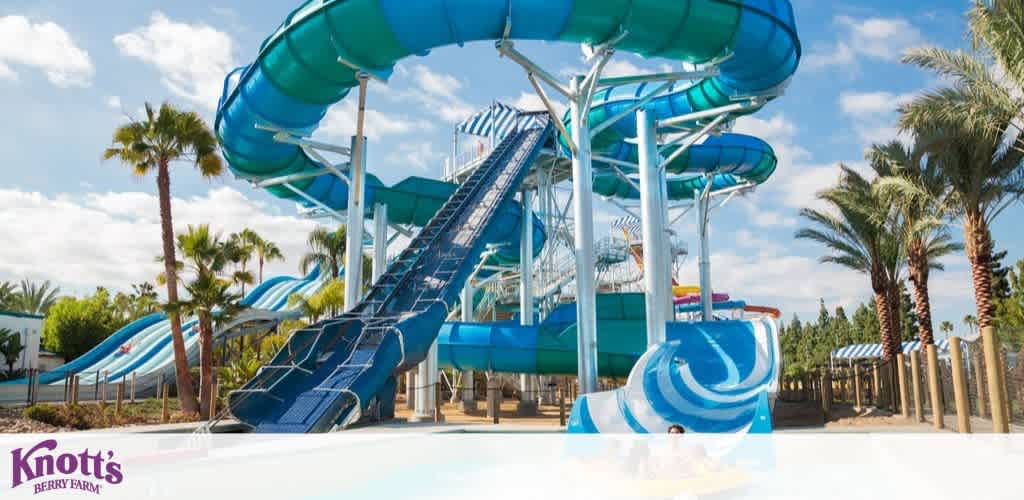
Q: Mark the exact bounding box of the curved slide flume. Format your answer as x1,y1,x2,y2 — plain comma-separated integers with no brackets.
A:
568,317,780,433
5,267,328,388
216,0,799,433
216,0,799,209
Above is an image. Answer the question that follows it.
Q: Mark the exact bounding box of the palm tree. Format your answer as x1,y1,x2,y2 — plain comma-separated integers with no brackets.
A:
869,141,964,346
899,3,1024,331
102,102,223,414
0,328,25,376
10,280,60,315
287,279,345,323
300,226,347,279
939,321,954,337
796,166,903,359
0,281,16,310
168,224,245,419
253,238,284,284
964,314,979,337
228,230,258,295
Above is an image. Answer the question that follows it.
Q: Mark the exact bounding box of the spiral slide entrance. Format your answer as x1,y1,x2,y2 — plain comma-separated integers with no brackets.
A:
215,0,800,433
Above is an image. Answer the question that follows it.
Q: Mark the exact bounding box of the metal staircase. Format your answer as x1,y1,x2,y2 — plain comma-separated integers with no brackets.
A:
227,115,553,433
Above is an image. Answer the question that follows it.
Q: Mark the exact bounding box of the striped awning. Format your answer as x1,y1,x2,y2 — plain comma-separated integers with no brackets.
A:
831,338,970,360
611,216,642,237
456,102,542,140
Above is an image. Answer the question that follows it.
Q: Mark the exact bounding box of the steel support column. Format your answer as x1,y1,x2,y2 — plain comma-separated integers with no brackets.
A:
695,187,713,321
344,76,369,311
460,283,478,411
637,106,669,346
372,203,388,282
570,76,599,395
518,190,539,414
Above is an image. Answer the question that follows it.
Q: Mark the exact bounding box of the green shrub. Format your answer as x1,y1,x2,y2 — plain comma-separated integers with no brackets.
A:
22,404,62,427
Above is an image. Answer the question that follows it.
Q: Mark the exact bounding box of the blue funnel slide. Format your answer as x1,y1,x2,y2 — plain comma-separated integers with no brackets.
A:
568,318,780,433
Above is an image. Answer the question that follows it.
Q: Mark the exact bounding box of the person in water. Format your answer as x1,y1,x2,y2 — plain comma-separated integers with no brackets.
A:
668,424,686,434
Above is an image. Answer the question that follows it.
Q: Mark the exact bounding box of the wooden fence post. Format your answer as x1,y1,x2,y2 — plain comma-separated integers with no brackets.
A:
925,344,944,430
559,387,566,427
115,383,124,418
871,363,881,406
821,371,832,420
130,372,137,403
910,350,925,423
949,337,971,434
981,326,1009,433
972,348,987,418
72,375,80,405
854,365,863,410
161,384,170,424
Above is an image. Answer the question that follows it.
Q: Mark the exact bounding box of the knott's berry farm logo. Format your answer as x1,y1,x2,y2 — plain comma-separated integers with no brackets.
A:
10,439,124,495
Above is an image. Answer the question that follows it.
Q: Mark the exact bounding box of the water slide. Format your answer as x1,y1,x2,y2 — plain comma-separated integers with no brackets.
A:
7,268,327,388
214,0,799,433
568,317,780,433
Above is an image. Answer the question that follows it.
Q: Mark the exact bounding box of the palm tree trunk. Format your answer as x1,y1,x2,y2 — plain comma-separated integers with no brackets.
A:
873,290,895,360
198,311,214,420
886,283,903,353
157,162,199,414
964,215,996,328
259,257,264,284
908,247,936,346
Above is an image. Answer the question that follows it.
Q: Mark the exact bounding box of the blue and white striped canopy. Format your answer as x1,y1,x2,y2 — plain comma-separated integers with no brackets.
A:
456,102,542,140
831,338,969,360
611,216,642,237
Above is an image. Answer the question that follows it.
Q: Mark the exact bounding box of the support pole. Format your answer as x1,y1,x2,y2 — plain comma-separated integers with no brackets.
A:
896,354,909,417
854,365,863,410
871,363,881,407
460,283,478,412
637,106,669,347
487,372,499,423
411,340,439,422
570,76,599,395
344,75,369,311
518,190,539,415
695,186,713,321
372,203,388,282
949,337,971,433
925,344,944,430
405,371,416,411
910,350,925,423
161,384,170,424
973,347,987,418
981,326,1009,433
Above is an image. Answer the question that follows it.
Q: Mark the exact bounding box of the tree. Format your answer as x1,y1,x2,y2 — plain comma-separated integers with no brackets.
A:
990,239,1011,301
939,321,954,337
964,315,979,337
41,290,128,361
8,280,61,315
253,237,284,284
300,226,347,279
0,328,25,376
899,1,1024,332
994,259,1024,350
227,230,258,295
167,224,245,419
288,279,345,323
0,282,16,310
870,140,963,346
102,102,223,414
796,166,903,359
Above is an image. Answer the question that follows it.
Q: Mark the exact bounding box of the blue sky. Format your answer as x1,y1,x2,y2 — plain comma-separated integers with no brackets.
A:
0,1,1018,338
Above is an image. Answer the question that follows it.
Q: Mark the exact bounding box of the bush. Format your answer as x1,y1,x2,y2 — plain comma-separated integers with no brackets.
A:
22,404,62,427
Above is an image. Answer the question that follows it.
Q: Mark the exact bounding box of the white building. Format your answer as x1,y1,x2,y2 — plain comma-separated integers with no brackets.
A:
0,310,44,372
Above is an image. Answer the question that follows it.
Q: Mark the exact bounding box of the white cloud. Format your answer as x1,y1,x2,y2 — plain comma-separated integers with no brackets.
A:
318,99,434,140
0,16,94,87
677,250,866,316
0,187,319,296
384,141,443,172
804,15,922,72
106,96,122,110
506,91,567,116
396,64,476,123
838,91,917,146
839,91,916,116
113,12,236,111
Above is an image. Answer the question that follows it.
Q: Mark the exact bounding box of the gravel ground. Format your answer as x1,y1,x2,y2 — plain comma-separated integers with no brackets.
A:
0,406,68,433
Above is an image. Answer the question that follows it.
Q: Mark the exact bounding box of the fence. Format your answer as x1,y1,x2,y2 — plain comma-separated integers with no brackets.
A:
780,336,1022,432
1,368,199,407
